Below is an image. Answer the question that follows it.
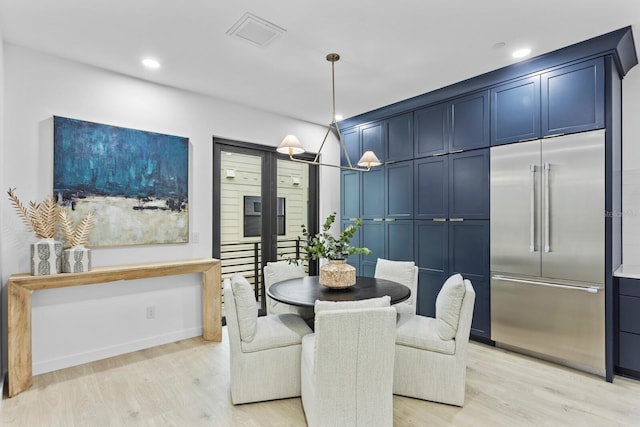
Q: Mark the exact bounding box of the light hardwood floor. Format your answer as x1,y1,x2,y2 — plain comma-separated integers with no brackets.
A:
2,327,639,426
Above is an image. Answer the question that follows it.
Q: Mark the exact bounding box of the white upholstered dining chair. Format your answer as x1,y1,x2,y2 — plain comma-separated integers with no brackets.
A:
374,258,419,315
224,274,312,404
393,274,476,406
264,260,314,320
301,296,397,427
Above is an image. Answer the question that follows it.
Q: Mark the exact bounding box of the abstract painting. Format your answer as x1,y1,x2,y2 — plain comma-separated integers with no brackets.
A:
53,116,189,247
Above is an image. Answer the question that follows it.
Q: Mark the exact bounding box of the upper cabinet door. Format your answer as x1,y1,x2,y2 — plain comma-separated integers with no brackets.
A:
491,76,541,146
361,167,385,219
340,170,361,220
414,102,449,158
450,91,490,152
541,58,604,137
341,127,361,167
449,148,490,219
361,121,385,163
386,113,414,162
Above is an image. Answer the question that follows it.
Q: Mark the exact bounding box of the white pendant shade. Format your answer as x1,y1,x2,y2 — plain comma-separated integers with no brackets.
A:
277,135,305,155
357,150,382,168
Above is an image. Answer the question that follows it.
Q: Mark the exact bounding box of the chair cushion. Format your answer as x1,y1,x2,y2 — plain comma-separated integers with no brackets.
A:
231,274,258,343
396,314,456,355
265,261,305,285
241,313,312,353
435,274,466,340
314,295,390,313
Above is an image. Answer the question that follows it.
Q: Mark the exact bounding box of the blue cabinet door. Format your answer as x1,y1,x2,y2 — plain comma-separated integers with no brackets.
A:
449,149,490,220
342,220,362,275
414,220,449,317
385,220,414,261
385,161,413,219
541,58,604,136
361,220,385,277
448,220,490,338
341,127,361,167
340,170,360,219
450,91,490,151
414,156,448,219
361,167,385,219
386,112,414,162
414,102,449,158
361,121,385,163
491,76,541,146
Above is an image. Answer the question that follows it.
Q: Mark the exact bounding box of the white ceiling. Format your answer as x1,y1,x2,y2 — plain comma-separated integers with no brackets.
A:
1,1,639,126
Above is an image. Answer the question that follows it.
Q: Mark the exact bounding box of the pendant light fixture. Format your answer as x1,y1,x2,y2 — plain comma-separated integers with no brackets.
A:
277,53,382,171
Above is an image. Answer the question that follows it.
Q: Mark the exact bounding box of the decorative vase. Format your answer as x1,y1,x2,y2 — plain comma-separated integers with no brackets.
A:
319,259,356,289
63,246,92,273
30,238,63,276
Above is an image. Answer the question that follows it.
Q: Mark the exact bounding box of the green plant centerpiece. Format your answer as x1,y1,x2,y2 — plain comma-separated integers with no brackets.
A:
302,212,370,288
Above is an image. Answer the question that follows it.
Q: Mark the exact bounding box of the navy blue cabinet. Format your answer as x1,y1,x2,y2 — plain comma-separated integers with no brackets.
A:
386,113,413,162
360,219,414,277
541,58,605,137
491,76,541,146
340,170,360,219
414,103,449,158
617,278,640,378
342,220,362,275
361,122,385,163
449,149,490,220
449,220,490,338
414,91,489,158
385,161,413,219
360,220,386,277
415,220,449,317
451,91,490,152
414,156,448,219
361,167,385,219
341,127,361,167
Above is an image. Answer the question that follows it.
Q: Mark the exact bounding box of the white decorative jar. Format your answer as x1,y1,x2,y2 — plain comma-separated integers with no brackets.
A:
63,246,92,273
30,238,63,276
319,259,356,289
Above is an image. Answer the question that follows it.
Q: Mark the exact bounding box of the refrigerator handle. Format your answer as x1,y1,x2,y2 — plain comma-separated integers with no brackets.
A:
544,162,551,253
529,164,536,252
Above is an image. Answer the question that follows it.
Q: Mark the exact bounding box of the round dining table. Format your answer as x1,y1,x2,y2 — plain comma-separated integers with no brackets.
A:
267,275,411,308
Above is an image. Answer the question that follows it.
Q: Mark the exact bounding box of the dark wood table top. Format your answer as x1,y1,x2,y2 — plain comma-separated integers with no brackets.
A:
266,276,411,308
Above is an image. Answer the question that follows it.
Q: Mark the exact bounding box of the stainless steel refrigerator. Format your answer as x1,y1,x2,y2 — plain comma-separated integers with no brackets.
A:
490,129,605,376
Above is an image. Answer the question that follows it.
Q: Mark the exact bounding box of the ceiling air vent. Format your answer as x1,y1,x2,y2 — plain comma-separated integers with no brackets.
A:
226,12,286,48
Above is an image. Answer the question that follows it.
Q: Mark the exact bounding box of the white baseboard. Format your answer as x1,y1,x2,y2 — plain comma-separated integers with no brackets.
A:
32,327,203,375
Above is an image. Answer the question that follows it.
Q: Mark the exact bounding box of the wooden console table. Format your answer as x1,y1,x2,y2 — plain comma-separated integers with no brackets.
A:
7,258,221,397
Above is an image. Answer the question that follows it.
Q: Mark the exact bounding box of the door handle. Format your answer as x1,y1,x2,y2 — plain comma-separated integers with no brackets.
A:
432,218,447,222
544,162,550,253
492,275,600,293
530,164,536,252
432,152,447,157
449,218,464,222
450,149,464,154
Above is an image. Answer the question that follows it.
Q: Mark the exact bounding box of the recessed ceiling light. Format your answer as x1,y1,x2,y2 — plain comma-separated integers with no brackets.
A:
142,58,161,69
512,48,531,59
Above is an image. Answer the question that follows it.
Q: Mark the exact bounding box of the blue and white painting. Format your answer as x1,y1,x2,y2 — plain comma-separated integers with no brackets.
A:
53,116,189,247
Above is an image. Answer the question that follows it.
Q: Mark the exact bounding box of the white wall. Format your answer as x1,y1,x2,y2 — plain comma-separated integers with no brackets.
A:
622,65,640,265
0,44,340,375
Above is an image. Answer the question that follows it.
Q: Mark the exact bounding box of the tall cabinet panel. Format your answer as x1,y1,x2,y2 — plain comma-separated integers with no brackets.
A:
386,161,413,219
361,168,385,219
414,156,448,219
341,128,360,167
450,91,490,152
361,220,385,277
415,220,449,317
340,170,360,220
414,103,449,157
449,149,490,220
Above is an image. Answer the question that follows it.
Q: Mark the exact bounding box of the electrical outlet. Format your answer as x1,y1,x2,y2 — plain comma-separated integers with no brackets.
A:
146,306,156,319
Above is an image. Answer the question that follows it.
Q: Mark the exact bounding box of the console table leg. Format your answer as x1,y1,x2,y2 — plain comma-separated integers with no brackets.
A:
202,263,222,341
8,281,33,397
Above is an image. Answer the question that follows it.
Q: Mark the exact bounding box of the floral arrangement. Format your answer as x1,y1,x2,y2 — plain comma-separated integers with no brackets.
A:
7,188,58,239
301,212,371,261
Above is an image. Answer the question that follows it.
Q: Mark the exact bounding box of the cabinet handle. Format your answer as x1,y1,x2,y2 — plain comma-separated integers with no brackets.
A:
348,218,359,221
384,218,396,222
450,149,464,154
449,218,465,222
543,133,565,139
432,152,447,157
432,218,447,222
373,218,384,222
519,137,538,143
